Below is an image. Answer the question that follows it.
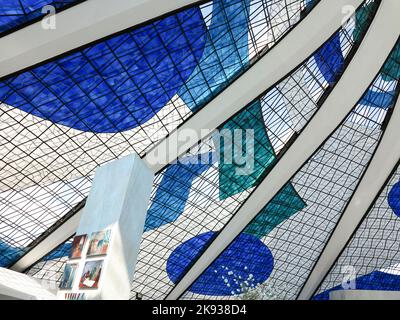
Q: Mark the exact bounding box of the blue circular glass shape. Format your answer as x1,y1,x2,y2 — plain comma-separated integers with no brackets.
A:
388,181,400,218
167,231,274,296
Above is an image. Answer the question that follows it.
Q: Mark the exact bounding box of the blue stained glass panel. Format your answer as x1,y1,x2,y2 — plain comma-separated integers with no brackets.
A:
313,33,344,85
43,242,72,261
0,0,81,35
178,0,251,112
0,241,26,267
144,154,214,232
243,183,306,238
167,231,274,296
382,42,400,82
360,89,397,109
313,271,400,300
217,100,276,200
0,240,69,267
360,41,399,109
0,7,207,133
388,181,400,218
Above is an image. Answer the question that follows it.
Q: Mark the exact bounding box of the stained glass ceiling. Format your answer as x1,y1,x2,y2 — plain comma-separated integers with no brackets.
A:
0,0,316,268
0,0,400,302
130,0,379,299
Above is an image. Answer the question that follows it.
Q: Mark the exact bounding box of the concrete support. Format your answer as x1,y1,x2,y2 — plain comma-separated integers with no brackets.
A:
0,267,56,300
9,0,361,273
10,208,83,273
144,0,364,172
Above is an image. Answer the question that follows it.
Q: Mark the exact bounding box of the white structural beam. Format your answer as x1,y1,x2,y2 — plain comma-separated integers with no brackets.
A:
166,0,400,300
297,90,400,299
0,0,202,78
144,0,365,172
10,208,83,272
330,290,400,300
8,0,363,271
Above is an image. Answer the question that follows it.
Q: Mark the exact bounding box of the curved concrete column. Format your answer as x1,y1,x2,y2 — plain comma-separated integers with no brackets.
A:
8,0,364,274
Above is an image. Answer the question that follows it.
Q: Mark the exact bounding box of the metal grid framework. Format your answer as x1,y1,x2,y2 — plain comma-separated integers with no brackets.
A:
25,235,74,287
0,0,84,36
314,165,400,300
24,0,377,299
180,38,399,301
0,0,316,268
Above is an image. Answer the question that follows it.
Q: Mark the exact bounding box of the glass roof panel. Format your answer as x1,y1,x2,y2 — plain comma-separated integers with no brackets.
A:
25,236,74,288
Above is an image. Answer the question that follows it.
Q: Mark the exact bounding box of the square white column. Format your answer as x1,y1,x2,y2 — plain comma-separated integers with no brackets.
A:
58,154,154,300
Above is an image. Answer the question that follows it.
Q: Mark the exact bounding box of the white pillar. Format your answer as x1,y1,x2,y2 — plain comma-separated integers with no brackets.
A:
57,154,154,300
144,0,364,172
298,74,400,300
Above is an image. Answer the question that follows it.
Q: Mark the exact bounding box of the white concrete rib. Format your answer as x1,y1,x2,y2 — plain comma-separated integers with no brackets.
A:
10,209,83,272
0,0,202,78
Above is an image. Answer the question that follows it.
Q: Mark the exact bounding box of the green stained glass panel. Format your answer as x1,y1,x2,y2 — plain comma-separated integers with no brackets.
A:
382,42,400,82
353,1,378,43
217,100,276,200
243,183,307,239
